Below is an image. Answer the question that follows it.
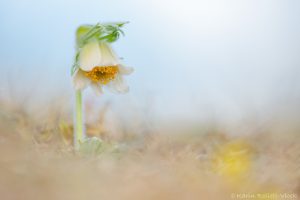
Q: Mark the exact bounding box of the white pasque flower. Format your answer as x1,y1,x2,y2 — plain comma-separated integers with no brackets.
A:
72,40,133,95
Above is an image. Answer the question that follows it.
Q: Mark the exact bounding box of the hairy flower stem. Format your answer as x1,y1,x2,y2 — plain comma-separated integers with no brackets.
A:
74,90,84,149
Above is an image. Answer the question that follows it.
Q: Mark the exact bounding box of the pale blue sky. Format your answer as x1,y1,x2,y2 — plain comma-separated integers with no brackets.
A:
1,0,300,123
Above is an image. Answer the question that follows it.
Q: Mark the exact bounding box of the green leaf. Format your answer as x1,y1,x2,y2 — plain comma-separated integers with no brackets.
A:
78,137,120,156
76,22,128,48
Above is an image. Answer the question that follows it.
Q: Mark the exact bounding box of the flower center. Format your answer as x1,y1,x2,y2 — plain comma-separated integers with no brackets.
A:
85,66,118,84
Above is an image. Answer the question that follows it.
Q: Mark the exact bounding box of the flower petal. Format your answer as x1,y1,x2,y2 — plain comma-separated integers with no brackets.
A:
72,69,91,90
118,65,134,75
79,40,102,71
98,42,120,66
107,75,129,93
90,82,103,96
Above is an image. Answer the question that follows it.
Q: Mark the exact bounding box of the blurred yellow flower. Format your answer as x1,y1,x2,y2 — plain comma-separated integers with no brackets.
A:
212,140,254,181
72,40,133,95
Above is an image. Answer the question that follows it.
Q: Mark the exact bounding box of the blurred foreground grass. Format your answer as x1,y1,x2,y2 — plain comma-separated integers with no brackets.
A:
0,96,299,200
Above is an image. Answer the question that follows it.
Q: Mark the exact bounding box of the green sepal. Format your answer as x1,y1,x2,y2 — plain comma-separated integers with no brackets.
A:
71,51,80,75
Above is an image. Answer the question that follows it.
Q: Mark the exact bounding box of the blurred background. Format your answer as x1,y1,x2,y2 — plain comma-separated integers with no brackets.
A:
0,0,300,130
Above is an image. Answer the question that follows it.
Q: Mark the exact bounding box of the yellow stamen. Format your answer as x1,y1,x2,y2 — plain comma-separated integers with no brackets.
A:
85,66,118,84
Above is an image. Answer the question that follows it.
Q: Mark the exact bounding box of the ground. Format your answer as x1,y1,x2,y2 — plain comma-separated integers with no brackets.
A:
0,98,299,200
